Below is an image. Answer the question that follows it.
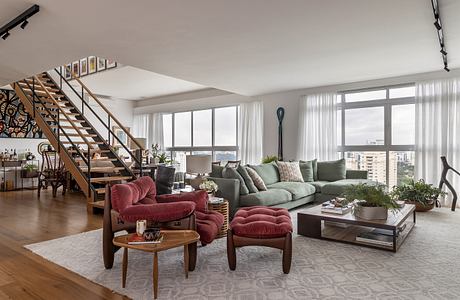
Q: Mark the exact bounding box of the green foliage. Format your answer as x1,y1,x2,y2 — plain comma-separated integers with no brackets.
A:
157,152,170,164
262,155,278,164
22,163,38,172
391,179,446,206
343,183,399,209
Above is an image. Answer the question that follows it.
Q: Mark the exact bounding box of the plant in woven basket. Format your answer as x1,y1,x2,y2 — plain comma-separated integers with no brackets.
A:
199,179,218,194
262,155,278,164
390,179,446,211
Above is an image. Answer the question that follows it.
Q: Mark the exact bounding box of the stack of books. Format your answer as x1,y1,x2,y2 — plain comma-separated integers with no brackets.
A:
321,201,352,215
356,228,394,247
128,234,164,245
209,196,224,204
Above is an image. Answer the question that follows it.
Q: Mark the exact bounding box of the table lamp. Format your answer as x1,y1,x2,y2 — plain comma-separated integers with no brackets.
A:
186,155,212,189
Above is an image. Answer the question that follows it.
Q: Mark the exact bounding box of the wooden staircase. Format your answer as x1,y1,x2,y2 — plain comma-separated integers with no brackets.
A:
12,70,144,212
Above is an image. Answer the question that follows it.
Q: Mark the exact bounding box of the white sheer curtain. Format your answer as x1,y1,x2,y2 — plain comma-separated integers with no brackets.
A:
239,101,264,165
415,77,460,207
132,114,150,145
297,93,337,161
151,113,164,150
132,113,164,151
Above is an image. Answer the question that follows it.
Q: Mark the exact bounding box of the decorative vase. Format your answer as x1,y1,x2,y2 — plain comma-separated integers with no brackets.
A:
405,200,435,212
355,205,388,220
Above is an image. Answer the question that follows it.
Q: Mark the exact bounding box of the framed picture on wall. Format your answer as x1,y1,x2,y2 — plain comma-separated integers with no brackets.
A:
88,56,97,74
64,64,72,80
80,58,88,76
106,59,117,69
97,57,106,71
72,61,80,77
112,126,130,146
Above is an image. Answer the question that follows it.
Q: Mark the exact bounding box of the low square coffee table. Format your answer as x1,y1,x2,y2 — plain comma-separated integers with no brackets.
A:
297,203,416,252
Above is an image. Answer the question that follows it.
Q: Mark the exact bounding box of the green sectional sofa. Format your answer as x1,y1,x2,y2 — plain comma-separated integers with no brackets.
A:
208,159,375,217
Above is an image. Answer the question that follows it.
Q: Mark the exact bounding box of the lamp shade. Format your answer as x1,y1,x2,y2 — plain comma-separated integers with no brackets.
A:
186,155,212,174
131,137,147,150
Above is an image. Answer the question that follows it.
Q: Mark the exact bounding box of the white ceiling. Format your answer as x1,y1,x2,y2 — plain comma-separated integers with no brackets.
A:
0,0,459,96
79,66,207,101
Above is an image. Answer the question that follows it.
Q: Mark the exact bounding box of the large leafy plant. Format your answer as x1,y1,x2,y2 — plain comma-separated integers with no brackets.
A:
391,179,446,206
262,155,278,164
343,183,399,209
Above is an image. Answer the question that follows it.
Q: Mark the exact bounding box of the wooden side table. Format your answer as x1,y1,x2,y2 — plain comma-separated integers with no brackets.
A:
208,199,229,238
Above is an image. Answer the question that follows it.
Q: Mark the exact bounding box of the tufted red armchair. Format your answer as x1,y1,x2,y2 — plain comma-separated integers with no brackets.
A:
103,176,224,270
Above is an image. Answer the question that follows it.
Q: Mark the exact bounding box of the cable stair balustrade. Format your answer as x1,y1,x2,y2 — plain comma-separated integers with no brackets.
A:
12,69,145,213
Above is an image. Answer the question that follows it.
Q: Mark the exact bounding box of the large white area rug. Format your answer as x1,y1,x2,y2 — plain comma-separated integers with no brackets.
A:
25,208,460,300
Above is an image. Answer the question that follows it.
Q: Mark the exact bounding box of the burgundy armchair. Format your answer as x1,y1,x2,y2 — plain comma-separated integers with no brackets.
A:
103,176,224,270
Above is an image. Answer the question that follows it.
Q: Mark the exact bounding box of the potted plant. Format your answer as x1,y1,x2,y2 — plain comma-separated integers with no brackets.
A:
391,179,446,212
343,183,399,220
262,155,278,164
199,179,219,196
151,143,160,164
21,163,39,178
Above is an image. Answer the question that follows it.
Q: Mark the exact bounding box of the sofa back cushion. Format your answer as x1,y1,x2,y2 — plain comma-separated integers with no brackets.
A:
249,162,280,185
317,158,346,181
209,164,224,178
299,160,314,182
223,167,250,195
276,161,304,182
111,176,157,212
300,159,317,180
246,167,267,191
237,165,258,193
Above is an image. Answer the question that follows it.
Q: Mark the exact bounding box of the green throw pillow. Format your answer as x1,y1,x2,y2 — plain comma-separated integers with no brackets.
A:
237,165,258,193
299,160,314,182
248,162,280,185
317,158,346,182
209,164,224,178
222,167,249,195
300,159,317,181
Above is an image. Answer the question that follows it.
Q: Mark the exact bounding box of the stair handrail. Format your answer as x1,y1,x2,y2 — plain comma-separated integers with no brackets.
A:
33,75,95,150
68,70,144,151
14,79,90,173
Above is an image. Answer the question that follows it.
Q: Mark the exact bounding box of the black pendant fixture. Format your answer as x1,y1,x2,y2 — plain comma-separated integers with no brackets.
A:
0,4,40,41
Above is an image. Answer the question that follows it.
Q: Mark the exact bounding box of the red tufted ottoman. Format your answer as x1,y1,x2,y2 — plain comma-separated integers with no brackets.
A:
227,206,293,274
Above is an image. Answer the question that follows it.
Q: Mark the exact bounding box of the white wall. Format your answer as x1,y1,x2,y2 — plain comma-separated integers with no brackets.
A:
135,68,460,162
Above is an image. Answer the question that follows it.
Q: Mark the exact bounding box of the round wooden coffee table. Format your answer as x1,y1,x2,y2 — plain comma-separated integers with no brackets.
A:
113,230,200,299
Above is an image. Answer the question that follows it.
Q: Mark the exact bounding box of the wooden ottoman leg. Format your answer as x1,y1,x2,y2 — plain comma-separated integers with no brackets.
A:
188,242,197,271
282,232,292,274
227,229,236,270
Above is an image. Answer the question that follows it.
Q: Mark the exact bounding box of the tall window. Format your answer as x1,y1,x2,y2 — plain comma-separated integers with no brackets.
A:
162,106,239,172
338,85,415,187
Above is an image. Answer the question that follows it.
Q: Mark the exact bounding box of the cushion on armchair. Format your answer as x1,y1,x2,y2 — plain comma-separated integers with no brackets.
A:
120,202,196,223
111,176,157,212
156,190,209,212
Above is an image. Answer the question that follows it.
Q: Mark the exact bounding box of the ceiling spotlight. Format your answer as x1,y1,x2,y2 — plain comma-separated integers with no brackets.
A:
440,48,447,55
20,20,29,29
2,32,10,40
434,19,442,30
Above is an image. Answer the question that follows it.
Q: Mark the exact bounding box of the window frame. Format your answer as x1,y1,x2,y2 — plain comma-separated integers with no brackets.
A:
164,105,239,161
337,84,415,185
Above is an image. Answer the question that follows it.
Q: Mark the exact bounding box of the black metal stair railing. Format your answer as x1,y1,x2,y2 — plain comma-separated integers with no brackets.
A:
51,67,144,176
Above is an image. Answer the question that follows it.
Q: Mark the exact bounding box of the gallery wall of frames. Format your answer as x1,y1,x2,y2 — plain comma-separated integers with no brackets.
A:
61,56,117,80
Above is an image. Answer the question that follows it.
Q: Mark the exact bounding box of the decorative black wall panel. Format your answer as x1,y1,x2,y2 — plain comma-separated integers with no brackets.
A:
0,88,43,138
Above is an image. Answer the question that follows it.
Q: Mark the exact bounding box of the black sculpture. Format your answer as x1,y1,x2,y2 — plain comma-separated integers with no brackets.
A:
277,107,285,161
439,156,460,211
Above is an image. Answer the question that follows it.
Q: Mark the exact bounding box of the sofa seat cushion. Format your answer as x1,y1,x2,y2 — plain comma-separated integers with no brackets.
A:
267,182,315,200
309,181,330,193
196,210,224,244
239,189,292,207
322,179,376,196
119,201,195,223
231,206,292,238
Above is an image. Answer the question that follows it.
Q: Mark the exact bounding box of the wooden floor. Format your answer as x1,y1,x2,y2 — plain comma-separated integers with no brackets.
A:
0,189,129,299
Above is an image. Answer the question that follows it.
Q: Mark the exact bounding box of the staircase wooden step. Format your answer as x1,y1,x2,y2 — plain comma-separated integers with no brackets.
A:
57,119,87,123
95,188,106,194
89,200,105,209
23,79,54,87
90,176,132,183
49,125,92,130
67,149,111,154
61,141,101,145
40,111,80,116
75,157,118,162
80,166,124,173
66,133,98,138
